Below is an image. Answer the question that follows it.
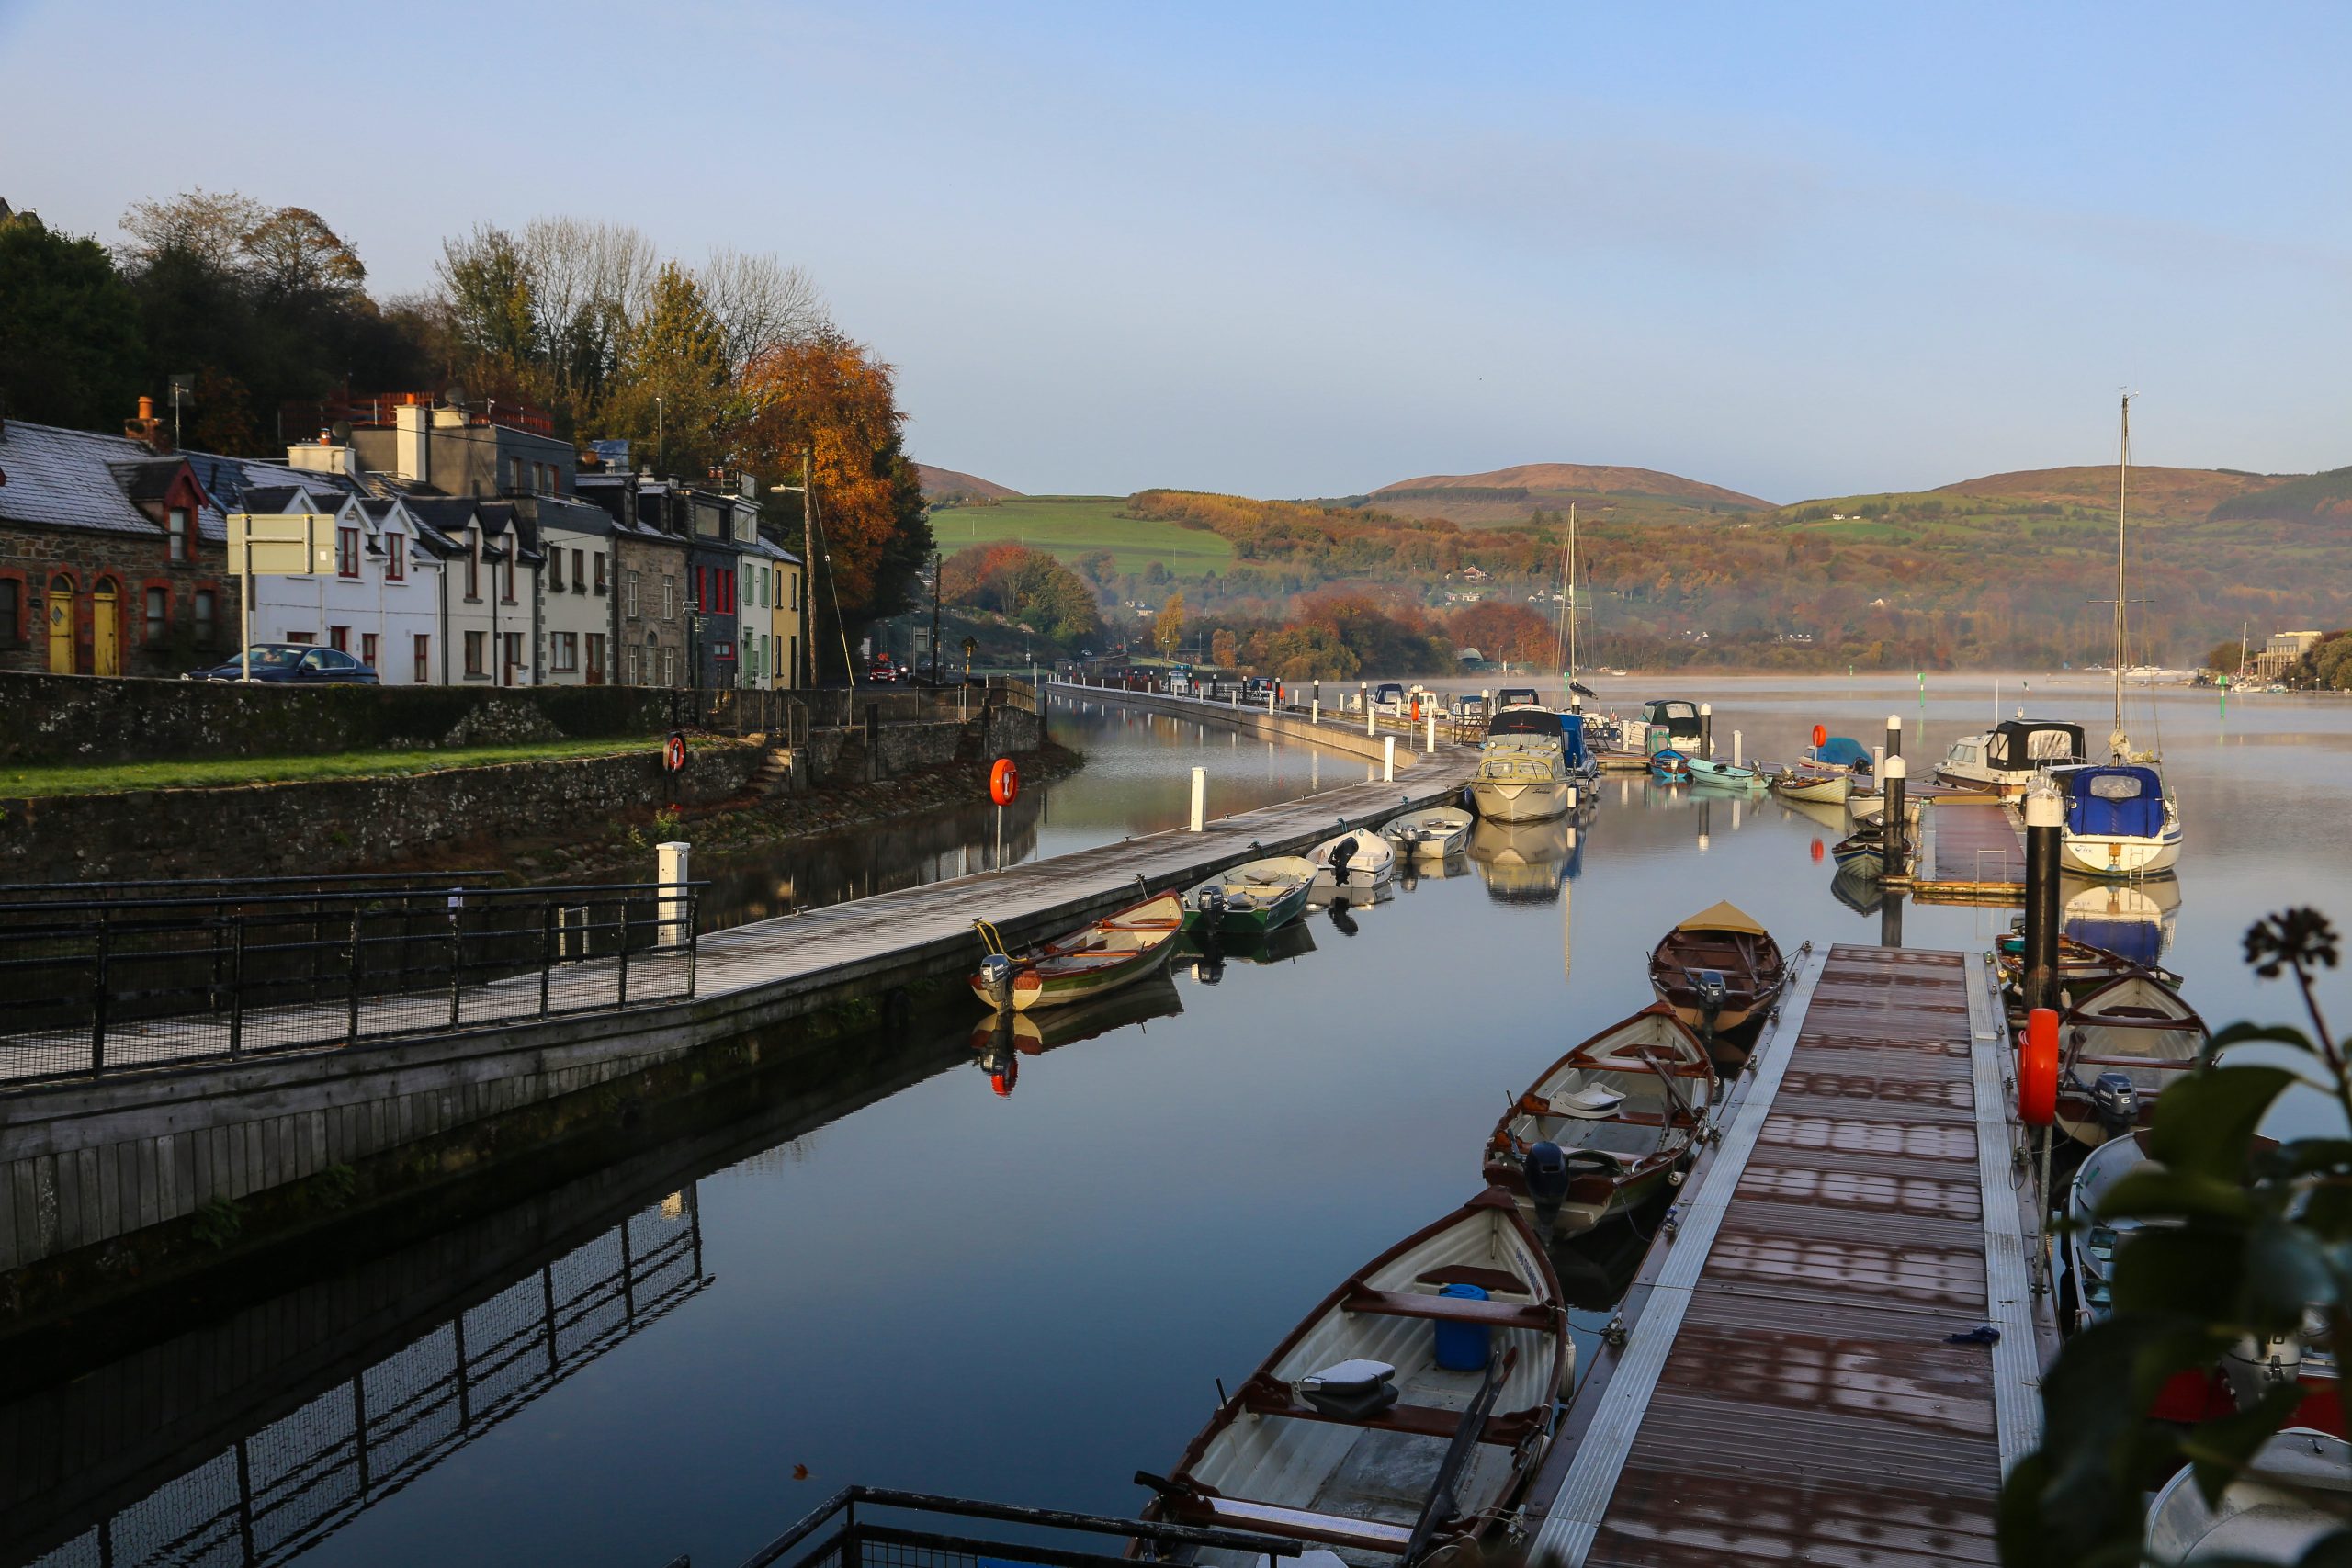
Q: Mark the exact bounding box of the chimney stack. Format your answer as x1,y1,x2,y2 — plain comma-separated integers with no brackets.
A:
124,393,171,454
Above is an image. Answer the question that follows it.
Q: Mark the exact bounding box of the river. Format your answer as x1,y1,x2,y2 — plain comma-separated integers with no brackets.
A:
7,678,2346,1568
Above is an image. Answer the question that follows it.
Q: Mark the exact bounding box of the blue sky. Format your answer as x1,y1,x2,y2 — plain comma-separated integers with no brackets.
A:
3,1,2346,501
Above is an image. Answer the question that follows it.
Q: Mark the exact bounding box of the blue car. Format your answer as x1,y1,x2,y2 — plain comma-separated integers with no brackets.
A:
186,644,379,684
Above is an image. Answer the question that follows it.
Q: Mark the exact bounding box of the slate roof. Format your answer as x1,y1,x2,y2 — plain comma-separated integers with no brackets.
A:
0,418,226,540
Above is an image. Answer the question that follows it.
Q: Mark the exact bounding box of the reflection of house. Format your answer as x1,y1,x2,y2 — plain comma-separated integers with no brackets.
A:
2258,629,2321,682
0,405,232,676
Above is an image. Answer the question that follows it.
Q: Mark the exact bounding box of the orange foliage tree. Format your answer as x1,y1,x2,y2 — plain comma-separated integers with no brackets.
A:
1448,600,1555,665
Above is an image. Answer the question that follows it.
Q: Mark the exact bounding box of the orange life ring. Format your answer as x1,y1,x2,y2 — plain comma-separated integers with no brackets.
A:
663,731,687,773
989,756,1021,806
2019,1008,2059,1126
1812,723,1828,749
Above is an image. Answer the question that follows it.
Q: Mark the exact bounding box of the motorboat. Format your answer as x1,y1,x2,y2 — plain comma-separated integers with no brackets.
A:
1309,829,1396,891
1647,902,1788,1057
2146,1430,2352,1563
1639,699,1702,755
2045,764,2183,878
1381,807,1475,859
1181,856,1317,936
1933,718,2086,794
1482,1006,1717,1236
1136,1190,1571,1564
971,892,1186,1012
2054,969,2206,1148
1471,708,1575,822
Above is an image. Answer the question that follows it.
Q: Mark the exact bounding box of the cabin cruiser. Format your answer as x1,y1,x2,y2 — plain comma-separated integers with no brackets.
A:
1471,707,1575,822
1934,718,2086,794
2044,764,2182,878
1639,699,1702,756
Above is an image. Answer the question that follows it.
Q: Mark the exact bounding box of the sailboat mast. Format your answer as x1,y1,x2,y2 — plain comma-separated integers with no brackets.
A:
1566,502,1578,694
2112,394,2131,755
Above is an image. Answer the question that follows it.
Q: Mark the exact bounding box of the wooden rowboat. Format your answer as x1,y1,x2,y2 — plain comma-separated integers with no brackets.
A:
2054,969,2206,1148
1646,901,1787,1056
1770,767,1851,806
1138,1189,1570,1564
1182,856,1316,936
1482,1005,1717,1236
970,891,1184,1012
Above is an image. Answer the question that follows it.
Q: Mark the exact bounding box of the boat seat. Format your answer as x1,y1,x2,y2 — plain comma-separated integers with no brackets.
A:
1547,1084,1626,1120
1341,1287,1555,1331
1414,1265,1529,1296
1241,1386,1535,1447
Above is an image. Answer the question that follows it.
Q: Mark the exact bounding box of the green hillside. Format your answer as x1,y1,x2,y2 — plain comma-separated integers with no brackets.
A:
930,495,1236,580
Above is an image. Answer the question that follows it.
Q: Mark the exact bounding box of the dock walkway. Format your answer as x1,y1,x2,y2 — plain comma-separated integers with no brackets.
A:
1530,942,2049,1567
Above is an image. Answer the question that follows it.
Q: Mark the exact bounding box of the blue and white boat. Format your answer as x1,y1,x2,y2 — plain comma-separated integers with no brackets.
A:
2046,763,2182,877
1649,748,1691,784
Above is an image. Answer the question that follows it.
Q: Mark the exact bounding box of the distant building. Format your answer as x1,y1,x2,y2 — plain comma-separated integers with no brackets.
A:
2258,629,2323,681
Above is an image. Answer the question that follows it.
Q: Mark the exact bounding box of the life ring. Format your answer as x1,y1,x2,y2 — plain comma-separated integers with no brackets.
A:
2019,1008,2059,1126
1812,723,1828,750
662,731,687,773
989,756,1021,806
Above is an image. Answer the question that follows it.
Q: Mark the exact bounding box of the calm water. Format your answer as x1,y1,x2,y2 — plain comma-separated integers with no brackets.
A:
11,678,2349,1568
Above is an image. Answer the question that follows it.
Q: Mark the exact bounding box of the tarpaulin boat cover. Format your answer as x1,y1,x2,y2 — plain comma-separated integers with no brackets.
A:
1814,736,1871,770
1674,900,1770,937
2064,765,2166,839
1556,714,1590,768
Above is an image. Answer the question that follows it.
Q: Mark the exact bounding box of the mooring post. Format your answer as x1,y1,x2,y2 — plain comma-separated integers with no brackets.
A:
1882,756,1907,877
1383,736,1396,782
1365,694,1374,737
1699,703,1713,761
2023,791,2064,1012
1190,766,1206,832
1312,698,1320,725
1885,711,1904,762
1425,713,1436,752
1733,730,1743,768
657,840,691,950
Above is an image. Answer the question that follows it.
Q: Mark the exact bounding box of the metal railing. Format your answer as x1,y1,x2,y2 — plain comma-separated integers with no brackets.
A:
680,680,1040,740
0,881,702,1085
0,872,510,904
726,1487,1298,1568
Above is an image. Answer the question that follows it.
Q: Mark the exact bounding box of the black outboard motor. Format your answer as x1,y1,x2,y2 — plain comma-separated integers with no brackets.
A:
1524,1141,1571,1228
1328,836,1360,886
1197,883,1227,934
1690,968,1730,1043
2091,1071,2138,1135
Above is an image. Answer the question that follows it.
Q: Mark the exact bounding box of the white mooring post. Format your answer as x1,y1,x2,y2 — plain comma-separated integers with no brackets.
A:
1190,766,1206,832
1733,730,1743,768
1425,714,1437,752
1383,736,1396,781
657,840,691,948
1312,699,1320,725
1267,689,1276,715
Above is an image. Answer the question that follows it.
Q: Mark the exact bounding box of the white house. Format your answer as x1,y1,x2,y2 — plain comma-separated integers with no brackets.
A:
404,497,542,687
230,483,448,682
526,495,620,685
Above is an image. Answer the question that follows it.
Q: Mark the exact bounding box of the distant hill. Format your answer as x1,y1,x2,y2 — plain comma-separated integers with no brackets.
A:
2209,467,2352,525
1934,465,2282,521
916,464,1023,504
1350,462,1771,527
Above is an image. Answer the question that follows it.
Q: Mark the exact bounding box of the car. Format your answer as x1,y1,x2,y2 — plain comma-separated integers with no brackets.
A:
867,654,901,684
185,644,380,684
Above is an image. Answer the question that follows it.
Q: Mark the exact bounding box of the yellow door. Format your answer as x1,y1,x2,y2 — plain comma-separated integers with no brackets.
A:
46,577,74,672
91,581,119,677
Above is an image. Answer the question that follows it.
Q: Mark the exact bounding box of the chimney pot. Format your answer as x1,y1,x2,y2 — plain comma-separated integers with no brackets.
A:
137,394,155,422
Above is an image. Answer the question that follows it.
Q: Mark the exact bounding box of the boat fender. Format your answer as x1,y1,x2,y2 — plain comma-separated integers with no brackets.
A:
2019,1008,2059,1126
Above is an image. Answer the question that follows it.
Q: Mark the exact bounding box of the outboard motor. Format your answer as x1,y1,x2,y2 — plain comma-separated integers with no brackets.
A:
1690,968,1729,1043
2224,1327,2307,1415
1328,836,1360,886
1523,1141,1571,1229
2090,1071,2138,1135
978,953,1014,1012
1197,883,1227,934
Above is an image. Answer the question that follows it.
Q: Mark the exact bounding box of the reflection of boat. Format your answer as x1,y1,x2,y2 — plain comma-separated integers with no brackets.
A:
2056,970,2206,1148
2064,874,2179,973
1309,830,1396,891
967,974,1184,1062
1830,860,1884,915
1182,856,1315,935
1996,930,2181,1008
1179,920,1318,982
1382,806,1476,858
1647,902,1787,1056
2146,1429,2352,1562
1774,793,1849,836
1396,850,1474,886
1482,1006,1717,1237
1473,709,1575,822
970,892,1184,1011
1138,1190,1571,1563
1467,818,1573,907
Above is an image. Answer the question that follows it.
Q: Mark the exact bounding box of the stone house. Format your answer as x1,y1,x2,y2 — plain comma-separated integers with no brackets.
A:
0,405,234,677
576,472,691,689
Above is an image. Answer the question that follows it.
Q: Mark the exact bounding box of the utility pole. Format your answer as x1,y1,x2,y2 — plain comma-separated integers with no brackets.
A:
802,446,816,689
929,549,943,684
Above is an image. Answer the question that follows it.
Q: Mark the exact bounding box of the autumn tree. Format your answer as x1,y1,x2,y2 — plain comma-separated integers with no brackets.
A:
941,544,1102,647
1448,601,1554,666
599,262,736,478
1155,592,1186,658
1210,628,1241,671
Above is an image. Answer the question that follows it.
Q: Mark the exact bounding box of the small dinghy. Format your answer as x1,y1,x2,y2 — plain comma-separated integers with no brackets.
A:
971,891,1185,1012
1685,755,1763,791
1137,1190,1570,1564
1380,807,1475,859
2147,1429,2352,1564
1483,1005,1717,1236
1647,902,1788,1056
1309,830,1396,891
1649,749,1692,784
1182,856,1316,936
2055,969,2206,1148
1770,765,1851,806
1829,831,1885,875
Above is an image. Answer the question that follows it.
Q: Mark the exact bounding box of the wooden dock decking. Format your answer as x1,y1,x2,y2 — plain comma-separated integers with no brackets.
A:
1530,942,2050,1567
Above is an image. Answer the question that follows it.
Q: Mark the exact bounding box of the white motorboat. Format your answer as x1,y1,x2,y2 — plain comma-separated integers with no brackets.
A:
1471,709,1574,823
2146,1429,2352,1564
1308,829,1396,892
1381,806,1475,859
2045,765,2183,878
1934,718,2086,794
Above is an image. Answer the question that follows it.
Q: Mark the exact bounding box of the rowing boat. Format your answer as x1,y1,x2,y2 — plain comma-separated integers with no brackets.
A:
1482,1005,1717,1236
1182,856,1316,936
1137,1190,1570,1565
1646,901,1787,1056
2055,969,2206,1148
1770,766,1851,806
970,891,1185,1012
1381,806,1475,858
1648,748,1691,784
1685,755,1764,791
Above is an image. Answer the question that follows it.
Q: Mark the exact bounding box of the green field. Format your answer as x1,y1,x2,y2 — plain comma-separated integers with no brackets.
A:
930,495,1235,580
1,737,681,798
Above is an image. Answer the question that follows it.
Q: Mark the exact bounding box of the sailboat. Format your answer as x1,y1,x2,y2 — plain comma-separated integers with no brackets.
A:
2041,396,2184,878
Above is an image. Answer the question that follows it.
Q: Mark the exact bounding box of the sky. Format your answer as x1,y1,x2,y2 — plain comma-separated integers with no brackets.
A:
3,1,2346,502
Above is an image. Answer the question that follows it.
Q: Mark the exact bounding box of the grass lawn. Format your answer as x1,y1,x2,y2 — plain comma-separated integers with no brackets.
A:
931,495,1236,580
2,736,679,798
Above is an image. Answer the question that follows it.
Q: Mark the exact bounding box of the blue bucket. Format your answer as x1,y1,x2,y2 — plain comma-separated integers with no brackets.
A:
1432,1282,1490,1371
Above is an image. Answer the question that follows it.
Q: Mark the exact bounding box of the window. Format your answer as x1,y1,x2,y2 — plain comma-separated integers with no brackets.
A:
144,586,166,643
720,570,735,615
548,548,563,592
759,567,769,609
193,588,215,645
336,527,360,579
166,506,193,563
0,578,17,642
594,552,606,595
551,632,578,671
586,632,605,681
288,630,316,645
571,548,585,593
330,625,349,653
360,633,379,670
384,533,405,581
413,633,431,684
501,557,516,604
626,570,639,618
627,644,641,684
464,630,486,676
662,647,675,686
791,571,798,611
663,575,676,619
465,539,481,600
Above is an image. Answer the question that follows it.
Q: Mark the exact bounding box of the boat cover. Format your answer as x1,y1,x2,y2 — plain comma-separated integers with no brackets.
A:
1814,736,1871,769
2064,765,2165,839
1674,900,1769,936
1555,713,1590,768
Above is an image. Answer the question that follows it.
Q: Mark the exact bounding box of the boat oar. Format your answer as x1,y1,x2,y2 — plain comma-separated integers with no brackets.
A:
1401,1349,1510,1565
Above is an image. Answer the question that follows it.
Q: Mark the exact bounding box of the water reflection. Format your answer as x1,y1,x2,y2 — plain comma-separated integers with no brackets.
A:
967,976,1188,1098
1468,818,1579,905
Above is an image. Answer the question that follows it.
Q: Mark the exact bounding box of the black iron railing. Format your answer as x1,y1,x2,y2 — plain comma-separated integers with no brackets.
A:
727,1487,1299,1568
676,680,1040,739
0,881,703,1085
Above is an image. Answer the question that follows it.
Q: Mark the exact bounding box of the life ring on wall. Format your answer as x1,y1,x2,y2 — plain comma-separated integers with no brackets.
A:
2018,1008,2059,1126
989,756,1021,806
662,731,687,773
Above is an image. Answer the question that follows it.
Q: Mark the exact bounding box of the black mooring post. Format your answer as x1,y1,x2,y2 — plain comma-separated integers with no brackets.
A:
1699,703,1713,761
2023,790,2064,1012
